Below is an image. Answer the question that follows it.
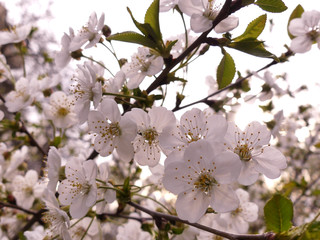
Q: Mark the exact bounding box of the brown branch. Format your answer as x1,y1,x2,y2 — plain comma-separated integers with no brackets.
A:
128,201,274,240
172,50,293,112
146,0,234,94
0,201,37,215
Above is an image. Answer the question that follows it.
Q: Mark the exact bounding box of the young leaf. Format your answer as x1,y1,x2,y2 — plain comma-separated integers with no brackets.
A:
287,5,304,39
255,0,287,13
228,39,278,60
264,194,293,233
107,31,157,49
217,50,236,89
144,0,162,41
233,14,267,41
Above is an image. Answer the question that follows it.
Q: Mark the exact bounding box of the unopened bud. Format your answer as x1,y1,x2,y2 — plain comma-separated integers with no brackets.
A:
118,58,128,68
71,49,83,60
102,25,112,38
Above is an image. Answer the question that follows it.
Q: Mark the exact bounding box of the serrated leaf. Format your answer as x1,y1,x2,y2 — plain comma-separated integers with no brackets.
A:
217,50,236,89
264,194,293,233
233,14,267,41
127,7,159,43
107,31,157,49
287,5,304,39
255,0,287,13
228,39,278,60
145,0,162,41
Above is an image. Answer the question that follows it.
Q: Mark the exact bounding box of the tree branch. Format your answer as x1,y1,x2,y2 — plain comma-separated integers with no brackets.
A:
128,201,274,240
0,201,37,215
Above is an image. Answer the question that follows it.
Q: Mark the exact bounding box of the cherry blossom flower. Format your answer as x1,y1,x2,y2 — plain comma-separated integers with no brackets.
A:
0,54,11,82
88,98,137,161
223,121,287,185
163,140,241,222
122,47,164,89
69,217,100,240
70,12,105,51
95,163,116,214
5,77,39,112
24,226,48,240
71,62,103,124
288,10,320,53
58,159,98,219
178,0,239,33
220,188,258,234
127,106,176,167
102,70,126,97
46,146,62,192
0,25,32,45
160,108,227,156
12,170,45,209
43,91,77,129
116,213,151,240
55,28,75,69
255,71,285,101
42,189,71,240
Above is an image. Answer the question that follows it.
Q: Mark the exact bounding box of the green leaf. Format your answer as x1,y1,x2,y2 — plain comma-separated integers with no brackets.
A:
127,7,159,43
255,0,287,13
144,0,162,41
264,194,293,233
107,31,157,49
217,50,236,89
287,5,304,39
228,39,278,60
242,0,255,7
233,14,267,42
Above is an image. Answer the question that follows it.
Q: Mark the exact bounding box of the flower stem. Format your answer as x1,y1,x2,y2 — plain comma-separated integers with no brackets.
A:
82,55,115,77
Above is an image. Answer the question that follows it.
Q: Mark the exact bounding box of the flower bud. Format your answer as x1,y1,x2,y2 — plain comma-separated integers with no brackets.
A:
102,25,112,38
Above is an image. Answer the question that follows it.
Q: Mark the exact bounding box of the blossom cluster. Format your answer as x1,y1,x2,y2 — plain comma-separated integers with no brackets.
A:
0,0,319,239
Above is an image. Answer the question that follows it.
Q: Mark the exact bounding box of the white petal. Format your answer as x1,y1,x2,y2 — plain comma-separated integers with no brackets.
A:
99,98,120,122
176,189,210,223
149,106,176,132
237,161,259,185
214,15,239,33
211,185,239,213
191,14,213,33
253,146,287,179
214,151,241,184
70,196,90,218
290,35,312,53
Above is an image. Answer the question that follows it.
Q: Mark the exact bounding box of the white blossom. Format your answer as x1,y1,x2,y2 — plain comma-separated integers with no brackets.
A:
160,0,179,12
163,140,241,222
58,159,98,219
12,170,45,209
42,189,71,240
288,10,320,53
69,217,100,240
178,0,239,33
127,106,176,167
43,91,77,129
5,77,39,112
0,25,32,45
55,28,75,69
71,62,103,124
220,188,258,234
160,108,227,156
70,12,105,51
88,98,137,161
122,47,164,89
223,121,287,185
0,54,11,82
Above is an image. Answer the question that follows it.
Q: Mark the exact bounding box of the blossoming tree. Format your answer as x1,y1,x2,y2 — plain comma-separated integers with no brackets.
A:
0,0,320,239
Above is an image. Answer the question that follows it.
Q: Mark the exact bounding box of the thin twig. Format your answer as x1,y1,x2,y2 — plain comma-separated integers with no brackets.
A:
128,201,274,240
0,201,37,215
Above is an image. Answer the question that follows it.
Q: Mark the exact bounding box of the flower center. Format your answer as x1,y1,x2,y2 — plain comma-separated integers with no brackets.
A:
194,172,217,194
203,0,221,20
234,144,252,161
108,122,121,136
143,128,158,145
57,107,70,117
308,28,320,42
